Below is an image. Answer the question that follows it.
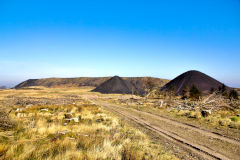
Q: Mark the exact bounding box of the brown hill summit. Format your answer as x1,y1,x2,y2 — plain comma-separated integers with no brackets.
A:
15,77,169,91
162,70,227,95
92,76,142,94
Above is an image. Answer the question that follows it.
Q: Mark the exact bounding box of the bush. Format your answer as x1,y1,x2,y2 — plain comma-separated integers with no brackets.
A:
218,84,228,97
182,85,190,99
210,87,216,94
146,79,155,93
229,89,239,100
189,85,201,100
168,85,176,97
230,116,240,122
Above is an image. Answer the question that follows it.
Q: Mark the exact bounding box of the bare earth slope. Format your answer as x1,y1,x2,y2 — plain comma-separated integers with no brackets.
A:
91,99,240,160
92,76,144,94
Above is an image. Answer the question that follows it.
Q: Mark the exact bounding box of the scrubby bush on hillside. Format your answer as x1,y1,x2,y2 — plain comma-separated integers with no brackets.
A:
145,79,155,94
168,85,176,96
182,85,190,99
210,87,216,94
218,84,228,97
229,89,239,100
189,85,201,100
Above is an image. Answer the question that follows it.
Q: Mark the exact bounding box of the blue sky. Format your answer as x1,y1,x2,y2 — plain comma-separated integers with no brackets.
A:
0,0,240,87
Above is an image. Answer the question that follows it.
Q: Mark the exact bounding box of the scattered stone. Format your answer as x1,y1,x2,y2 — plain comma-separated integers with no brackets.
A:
71,117,79,122
64,119,71,123
26,104,33,108
16,108,23,112
16,113,26,118
64,117,79,123
177,106,182,110
201,110,211,117
159,100,163,108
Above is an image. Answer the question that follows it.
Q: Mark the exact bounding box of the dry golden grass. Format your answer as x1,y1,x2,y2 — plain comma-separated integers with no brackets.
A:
0,87,177,160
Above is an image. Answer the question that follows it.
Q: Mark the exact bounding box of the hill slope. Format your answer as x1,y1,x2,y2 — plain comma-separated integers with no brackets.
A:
15,77,110,88
15,77,169,91
162,70,227,95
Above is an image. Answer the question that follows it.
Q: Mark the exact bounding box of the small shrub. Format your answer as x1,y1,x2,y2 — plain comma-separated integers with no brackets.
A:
182,85,190,99
228,122,238,129
218,119,230,126
218,120,225,126
41,150,50,159
47,118,53,123
77,106,82,112
189,85,201,100
186,111,196,118
210,87,216,94
229,90,239,100
0,136,9,144
218,84,228,97
230,116,240,122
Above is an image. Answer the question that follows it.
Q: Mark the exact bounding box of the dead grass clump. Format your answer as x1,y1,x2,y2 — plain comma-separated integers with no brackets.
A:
76,135,105,151
0,144,8,157
121,145,144,160
0,109,16,131
228,122,240,129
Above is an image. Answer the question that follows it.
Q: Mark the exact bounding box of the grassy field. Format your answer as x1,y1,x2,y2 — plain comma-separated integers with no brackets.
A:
0,87,177,160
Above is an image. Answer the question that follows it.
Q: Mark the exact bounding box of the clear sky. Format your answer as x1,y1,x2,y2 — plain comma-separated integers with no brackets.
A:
0,0,240,87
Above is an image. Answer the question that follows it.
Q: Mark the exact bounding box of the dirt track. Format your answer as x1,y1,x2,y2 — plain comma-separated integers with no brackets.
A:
91,100,240,160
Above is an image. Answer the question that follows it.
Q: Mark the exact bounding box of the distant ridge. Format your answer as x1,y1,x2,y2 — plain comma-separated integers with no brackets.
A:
92,76,140,94
15,77,110,88
0,86,7,89
15,77,169,91
162,70,228,95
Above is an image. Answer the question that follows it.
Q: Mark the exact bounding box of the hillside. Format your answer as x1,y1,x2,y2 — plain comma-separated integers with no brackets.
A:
15,77,169,90
162,70,228,95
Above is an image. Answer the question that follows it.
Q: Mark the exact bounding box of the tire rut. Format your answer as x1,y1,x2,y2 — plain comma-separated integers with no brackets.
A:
91,100,239,160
